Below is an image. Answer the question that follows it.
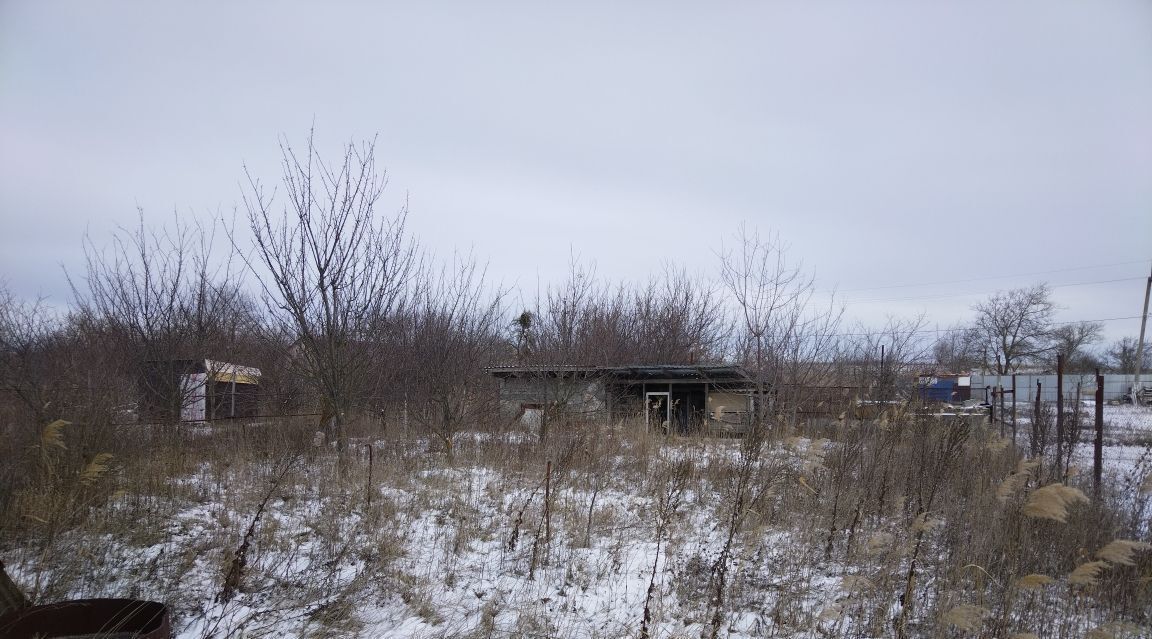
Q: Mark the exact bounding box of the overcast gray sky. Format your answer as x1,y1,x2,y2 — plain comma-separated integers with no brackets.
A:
2,1,1150,342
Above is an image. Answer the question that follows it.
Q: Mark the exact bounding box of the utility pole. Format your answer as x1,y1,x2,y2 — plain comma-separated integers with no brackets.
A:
1134,262,1151,406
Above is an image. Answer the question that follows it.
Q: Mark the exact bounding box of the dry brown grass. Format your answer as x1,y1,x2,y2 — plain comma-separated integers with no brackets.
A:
1021,483,1090,523
1,404,1149,638
1095,540,1151,567
1068,561,1110,586
1015,573,1055,590
997,458,1041,502
941,603,988,632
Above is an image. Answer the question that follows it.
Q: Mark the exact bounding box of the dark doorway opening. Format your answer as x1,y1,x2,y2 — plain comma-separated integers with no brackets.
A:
670,387,707,434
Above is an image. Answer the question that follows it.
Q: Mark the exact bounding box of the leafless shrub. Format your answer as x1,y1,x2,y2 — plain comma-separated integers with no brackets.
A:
639,457,693,638
524,260,729,369
400,252,505,457
217,453,300,604
1028,396,1054,460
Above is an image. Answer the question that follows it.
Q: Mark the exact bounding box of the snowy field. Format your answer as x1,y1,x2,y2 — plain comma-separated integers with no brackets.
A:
5,408,1152,639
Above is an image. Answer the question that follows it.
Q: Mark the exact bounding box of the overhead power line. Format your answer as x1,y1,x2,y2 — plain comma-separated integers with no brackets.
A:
828,258,1149,294
842,276,1145,305
831,315,1144,338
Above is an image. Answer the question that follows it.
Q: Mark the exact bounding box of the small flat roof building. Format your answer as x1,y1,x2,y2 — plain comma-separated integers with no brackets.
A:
487,364,762,434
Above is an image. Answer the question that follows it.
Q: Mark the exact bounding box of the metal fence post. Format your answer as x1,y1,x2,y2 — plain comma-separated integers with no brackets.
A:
1094,369,1104,499
998,384,1005,438
1011,374,1017,447
1034,380,1042,458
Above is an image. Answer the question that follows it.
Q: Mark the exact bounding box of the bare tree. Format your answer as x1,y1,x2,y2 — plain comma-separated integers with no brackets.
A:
970,284,1055,374
1,284,157,451
533,258,600,364
629,267,729,364
70,214,249,422
704,226,839,638
403,253,505,456
931,324,981,373
0,288,62,426
1105,336,1152,374
72,213,192,375
525,260,728,368
1049,321,1103,372
718,225,842,428
181,224,254,356
843,315,930,402
513,262,618,440
239,133,418,450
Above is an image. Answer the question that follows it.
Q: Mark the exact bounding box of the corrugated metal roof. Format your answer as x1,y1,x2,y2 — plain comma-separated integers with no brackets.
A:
486,364,755,382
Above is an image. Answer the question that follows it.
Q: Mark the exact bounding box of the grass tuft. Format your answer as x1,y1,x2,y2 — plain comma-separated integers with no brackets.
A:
941,604,987,632
1014,573,1054,590
1068,561,1110,586
1021,483,1089,523
1085,621,1148,639
1095,540,1151,567
79,453,114,485
996,458,1040,502
40,420,69,450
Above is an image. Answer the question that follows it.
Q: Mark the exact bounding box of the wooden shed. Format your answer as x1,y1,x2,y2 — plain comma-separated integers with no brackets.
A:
140,359,261,422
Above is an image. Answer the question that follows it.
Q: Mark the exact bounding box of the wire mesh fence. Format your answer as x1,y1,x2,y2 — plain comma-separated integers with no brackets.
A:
971,373,1150,403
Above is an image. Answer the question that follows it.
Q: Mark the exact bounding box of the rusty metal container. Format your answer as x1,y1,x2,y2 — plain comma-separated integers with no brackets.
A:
0,598,172,638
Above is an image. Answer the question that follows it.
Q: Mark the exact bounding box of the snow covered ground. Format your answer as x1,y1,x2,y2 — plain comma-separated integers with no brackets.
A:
5,409,1152,638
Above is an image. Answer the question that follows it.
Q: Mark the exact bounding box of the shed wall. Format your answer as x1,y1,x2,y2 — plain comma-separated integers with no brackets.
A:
498,377,608,419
